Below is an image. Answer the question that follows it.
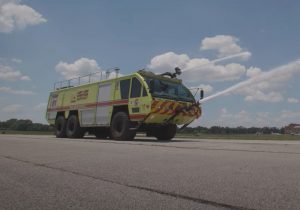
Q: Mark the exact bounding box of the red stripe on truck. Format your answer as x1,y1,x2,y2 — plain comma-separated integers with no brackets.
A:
47,99,128,111
129,114,147,120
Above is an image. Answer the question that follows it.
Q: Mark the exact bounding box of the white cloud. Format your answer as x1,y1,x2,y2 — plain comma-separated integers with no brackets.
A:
148,51,247,82
278,110,300,125
280,110,300,120
287,98,299,104
255,112,271,126
0,64,30,81
212,108,299,127
0,0,46,33
217,108,253,127
11,58,22,63
2,104,23,113
246,67,262,78
148,36,252,83
55,57,102,80
0,86,35,95
186,61,247,82
148,52,189,71
237,60,300,103
244,90,283,103
200,35,249,57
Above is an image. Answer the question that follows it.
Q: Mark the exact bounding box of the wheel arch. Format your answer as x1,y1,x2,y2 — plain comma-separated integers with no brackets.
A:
68,110,78,118
56,111,65,120
111,105,129,119
56,110,81,124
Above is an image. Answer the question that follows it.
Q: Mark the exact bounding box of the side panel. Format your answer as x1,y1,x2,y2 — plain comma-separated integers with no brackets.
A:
76,84,98,126
80,109,95,126
46,92,64,125
96,83,112,125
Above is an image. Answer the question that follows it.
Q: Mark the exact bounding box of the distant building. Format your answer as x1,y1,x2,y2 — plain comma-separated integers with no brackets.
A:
284,123,300,134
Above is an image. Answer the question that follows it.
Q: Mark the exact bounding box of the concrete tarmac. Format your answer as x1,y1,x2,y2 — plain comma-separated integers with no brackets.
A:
1,135,300,210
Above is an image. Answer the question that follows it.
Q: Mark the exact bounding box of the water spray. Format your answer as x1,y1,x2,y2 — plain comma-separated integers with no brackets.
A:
199,58,300,103
182,51,251,72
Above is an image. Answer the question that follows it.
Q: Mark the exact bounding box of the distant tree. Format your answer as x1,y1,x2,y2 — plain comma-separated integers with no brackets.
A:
178,125,283,135
9,119,31,130
0,119,53,132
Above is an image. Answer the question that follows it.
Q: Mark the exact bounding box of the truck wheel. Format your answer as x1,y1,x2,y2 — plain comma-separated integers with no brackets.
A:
95,128,109,139
110,112,136,140
155,124,177,141
66,115,84,138
55,116,67,138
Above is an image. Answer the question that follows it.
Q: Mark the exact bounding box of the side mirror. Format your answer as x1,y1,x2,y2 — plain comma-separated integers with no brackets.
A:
149,79,154,93
200,89,204,99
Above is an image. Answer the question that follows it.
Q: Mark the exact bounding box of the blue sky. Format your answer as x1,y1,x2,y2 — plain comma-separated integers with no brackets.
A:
0,0,300,127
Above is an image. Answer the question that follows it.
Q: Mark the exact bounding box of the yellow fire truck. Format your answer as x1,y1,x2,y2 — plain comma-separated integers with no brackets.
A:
46,68,203,141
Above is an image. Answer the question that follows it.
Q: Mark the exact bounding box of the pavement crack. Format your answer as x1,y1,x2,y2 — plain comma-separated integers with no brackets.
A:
1,155,254,210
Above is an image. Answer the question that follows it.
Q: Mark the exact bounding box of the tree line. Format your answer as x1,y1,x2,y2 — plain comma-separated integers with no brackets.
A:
0,119,284,134
0,119,53,132
178,126,284,135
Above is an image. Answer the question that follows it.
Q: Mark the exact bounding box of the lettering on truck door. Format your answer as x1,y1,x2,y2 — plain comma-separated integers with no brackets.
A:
96,83,111,125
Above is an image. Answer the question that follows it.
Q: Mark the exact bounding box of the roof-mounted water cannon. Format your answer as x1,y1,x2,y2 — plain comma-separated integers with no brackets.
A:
174,67,182,76
160,67,182,78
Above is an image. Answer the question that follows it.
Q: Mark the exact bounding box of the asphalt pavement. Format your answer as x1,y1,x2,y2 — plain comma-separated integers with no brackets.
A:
1,135,300,210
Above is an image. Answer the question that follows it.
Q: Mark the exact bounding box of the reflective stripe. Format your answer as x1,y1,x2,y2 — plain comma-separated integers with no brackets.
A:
129,114,147,120
151,100,159,109
154,101,168,113
150,99,200,117
159,102,174,114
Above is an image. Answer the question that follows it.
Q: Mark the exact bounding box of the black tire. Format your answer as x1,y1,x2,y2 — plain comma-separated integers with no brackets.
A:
66,115,85,138
110,112,136,140
55,116,67,138
94,128,109,139
154,124,177,141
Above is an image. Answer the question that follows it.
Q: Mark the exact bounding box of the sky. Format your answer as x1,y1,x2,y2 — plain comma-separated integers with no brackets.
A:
0,0,300,128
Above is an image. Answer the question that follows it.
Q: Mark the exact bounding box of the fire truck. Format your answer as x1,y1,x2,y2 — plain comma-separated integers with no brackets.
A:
46,68,203,141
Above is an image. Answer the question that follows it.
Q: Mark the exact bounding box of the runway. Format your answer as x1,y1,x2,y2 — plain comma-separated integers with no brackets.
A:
1,135,300,210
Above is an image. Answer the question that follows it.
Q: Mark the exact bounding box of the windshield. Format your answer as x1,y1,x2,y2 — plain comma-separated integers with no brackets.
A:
145,77,195,102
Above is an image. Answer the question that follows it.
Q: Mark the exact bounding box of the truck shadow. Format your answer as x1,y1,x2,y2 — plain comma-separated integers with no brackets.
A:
133,138,197,143
83,136,197,143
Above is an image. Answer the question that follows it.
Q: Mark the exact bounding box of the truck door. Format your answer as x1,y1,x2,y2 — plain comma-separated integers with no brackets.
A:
96,83,111,125
128,77,151,120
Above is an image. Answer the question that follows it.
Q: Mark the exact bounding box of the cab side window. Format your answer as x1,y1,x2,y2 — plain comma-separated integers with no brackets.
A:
130,77,142,98
120,79,130,99
142,87,148,97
